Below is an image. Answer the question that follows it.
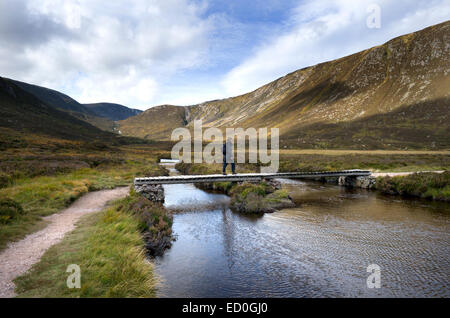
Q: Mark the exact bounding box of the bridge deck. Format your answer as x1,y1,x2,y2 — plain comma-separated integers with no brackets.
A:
134,170,371,185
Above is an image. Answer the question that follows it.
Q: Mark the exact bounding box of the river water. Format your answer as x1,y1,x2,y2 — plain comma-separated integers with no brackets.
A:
154,165,449,297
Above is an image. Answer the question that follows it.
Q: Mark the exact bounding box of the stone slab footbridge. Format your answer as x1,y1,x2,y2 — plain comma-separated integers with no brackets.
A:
134,170,374,202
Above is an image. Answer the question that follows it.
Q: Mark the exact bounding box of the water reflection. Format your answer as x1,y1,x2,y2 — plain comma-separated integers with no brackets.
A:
154,167,450,298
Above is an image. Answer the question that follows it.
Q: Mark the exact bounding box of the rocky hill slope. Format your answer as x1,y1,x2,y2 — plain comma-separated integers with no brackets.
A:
118,21,450,149
116,104,186,140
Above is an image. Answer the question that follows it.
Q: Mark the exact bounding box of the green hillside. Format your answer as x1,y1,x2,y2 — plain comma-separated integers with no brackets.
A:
0,77,115,143
12,80,141,131
84,103,142,121
118,21,450,149
12,79,95,116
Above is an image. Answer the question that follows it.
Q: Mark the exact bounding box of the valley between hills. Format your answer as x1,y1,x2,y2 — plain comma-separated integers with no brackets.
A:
118,21,450,150
0,20,449,298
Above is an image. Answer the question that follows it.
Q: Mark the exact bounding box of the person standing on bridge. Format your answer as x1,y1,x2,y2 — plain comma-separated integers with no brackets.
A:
223,137,236,175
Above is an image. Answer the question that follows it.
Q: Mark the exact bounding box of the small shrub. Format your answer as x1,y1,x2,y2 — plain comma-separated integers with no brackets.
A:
230,183,267,199
265,189,290,203
230,182,289,214
214,181,233,194
0,173,12,189
376,172,450,201
0,198,24,224
119,191,173,255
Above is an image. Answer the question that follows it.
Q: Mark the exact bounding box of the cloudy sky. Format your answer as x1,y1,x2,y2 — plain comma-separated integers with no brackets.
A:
1,0,449,110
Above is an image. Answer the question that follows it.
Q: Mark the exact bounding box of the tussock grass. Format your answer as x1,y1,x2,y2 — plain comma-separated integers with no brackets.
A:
175,153,449,175
278,149,450,155
376,171,450,202
230,183,294,214
278,153,449,172
14,200,156,298
0,198,24,224
116,190,173,256
0,162,167,251
265,189,290,203
230,183,268,198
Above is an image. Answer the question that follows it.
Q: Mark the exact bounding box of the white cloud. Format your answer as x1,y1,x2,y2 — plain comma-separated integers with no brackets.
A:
75,70,159,107
1,0,449,109
0,0,212,109
221,0,450,96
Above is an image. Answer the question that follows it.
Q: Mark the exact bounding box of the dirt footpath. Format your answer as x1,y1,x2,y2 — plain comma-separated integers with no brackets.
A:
371,171,445,177
0,187,129,298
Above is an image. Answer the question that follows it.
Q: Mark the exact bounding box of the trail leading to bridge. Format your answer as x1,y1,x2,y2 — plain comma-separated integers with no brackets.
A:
0,187,129,298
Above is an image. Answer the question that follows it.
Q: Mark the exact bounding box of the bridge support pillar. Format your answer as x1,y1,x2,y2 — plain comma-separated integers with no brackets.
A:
134,183,165,202
262,178,282,190
338,176,376,189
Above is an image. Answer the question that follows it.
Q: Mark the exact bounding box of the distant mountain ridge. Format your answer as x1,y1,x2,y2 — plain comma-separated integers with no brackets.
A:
0,77,114,142
13,79,96,116
11,80,142,124
118,21,450,149
84,103,142,121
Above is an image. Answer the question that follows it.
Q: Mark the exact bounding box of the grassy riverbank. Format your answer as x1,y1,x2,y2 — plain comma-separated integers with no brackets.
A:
14,195,161,297
278,152,450,172
376,172,450,202
119,190,174,256
0,152,168,251
175,151,450,174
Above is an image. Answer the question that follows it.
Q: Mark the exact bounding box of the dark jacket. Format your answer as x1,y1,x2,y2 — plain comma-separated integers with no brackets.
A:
223,141,234,163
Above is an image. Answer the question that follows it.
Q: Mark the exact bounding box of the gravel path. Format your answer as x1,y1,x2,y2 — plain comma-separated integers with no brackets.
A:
371,171,444,177
0,187,129,298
